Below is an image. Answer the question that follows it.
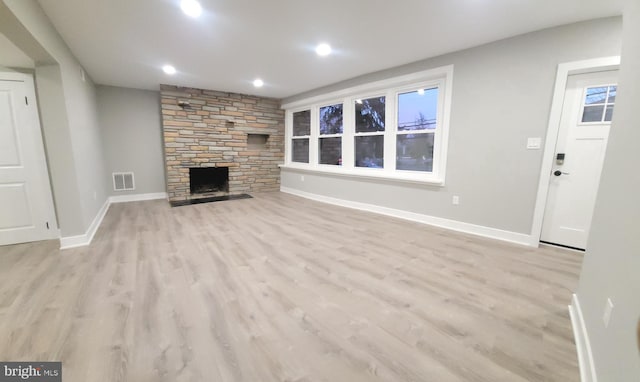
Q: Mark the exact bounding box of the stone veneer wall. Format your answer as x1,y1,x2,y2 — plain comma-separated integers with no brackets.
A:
160,85,284,201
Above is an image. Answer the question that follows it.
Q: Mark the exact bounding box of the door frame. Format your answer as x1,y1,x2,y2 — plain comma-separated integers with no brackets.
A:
0,70,59,242
529,56,620,247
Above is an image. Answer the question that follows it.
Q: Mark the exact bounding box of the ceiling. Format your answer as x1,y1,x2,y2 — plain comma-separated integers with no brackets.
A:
38,0,625,99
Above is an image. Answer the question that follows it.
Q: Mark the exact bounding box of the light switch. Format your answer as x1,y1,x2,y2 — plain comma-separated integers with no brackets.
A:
527,137,541,150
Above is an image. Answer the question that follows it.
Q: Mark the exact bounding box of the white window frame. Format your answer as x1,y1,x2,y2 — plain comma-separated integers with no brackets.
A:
353,93,386,170
281,65,454,185
290,109,311,164
317,101,345,167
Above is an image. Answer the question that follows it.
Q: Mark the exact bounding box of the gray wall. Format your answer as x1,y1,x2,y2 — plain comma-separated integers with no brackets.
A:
281,17,623,235
96,85,166,196
575,3,640,380
1,0,108,237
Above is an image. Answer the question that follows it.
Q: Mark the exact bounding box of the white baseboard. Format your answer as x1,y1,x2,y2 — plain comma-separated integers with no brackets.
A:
569,294,597,382
59,192,167,249
110,192,167,203
59,197,111,249
280,187,533,247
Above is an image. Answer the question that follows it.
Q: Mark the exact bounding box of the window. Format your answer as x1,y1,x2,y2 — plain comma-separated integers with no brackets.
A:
355,96,385,168
396,88,438,172
581,85,616,123
282,65,453,184
292,110,310,163
319,103,343,165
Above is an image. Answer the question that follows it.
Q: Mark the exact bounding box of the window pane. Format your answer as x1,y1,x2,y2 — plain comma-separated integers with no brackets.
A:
607,86,616,103
319,104,343,134
582,105,604,122
292,139,309,163
398,88,438,131
293,110,310,136
585,87,607,105
319,137,342,165
604,105,614,122
355,97,385,132
396,134,434,172
355,136,384,168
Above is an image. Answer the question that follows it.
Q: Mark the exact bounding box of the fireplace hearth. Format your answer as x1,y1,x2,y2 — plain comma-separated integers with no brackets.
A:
190,167,229,194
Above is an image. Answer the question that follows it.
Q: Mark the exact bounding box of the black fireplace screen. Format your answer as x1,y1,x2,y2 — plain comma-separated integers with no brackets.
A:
189,167,229,194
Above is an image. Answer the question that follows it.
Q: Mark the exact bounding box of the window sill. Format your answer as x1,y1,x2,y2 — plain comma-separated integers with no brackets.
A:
278,164,445,186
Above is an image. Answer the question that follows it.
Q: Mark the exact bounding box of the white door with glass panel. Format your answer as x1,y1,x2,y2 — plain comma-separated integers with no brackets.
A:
0,73,57,246
541,70,618,250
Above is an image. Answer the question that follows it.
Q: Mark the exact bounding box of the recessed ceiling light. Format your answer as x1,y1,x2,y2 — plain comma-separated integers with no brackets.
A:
315,43,332,56
180,0,202,18
162,65,176,75
253,79,264,88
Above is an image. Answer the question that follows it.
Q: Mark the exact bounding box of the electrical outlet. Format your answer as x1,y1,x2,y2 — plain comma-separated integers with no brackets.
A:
452,195,460,205
603,298,614,328
301,175,305,182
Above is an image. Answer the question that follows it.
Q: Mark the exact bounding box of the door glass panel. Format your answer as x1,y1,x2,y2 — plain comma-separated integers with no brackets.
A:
604,105,614,122
607,86,616,103
584,87,607,104
582,105,604,122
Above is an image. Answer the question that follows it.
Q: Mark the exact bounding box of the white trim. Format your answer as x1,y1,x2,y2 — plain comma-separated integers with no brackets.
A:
110,192,167,203
280,186,532,247
59,197,110,249
529,56,620,247
59,192,167,249
569,294,598,382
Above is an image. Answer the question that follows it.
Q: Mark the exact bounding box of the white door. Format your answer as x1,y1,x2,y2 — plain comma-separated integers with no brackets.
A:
541,70,618,250
0,72,58,246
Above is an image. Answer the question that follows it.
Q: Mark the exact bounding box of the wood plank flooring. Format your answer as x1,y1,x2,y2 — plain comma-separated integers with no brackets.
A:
0,192,582,381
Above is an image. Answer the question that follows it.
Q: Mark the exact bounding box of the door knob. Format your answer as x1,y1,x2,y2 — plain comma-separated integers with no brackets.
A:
553,170,570,176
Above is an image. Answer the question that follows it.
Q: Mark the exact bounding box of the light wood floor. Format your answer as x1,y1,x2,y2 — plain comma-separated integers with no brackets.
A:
0,192,582,382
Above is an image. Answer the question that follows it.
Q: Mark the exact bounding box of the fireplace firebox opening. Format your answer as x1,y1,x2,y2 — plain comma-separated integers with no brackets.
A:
189,167,229,194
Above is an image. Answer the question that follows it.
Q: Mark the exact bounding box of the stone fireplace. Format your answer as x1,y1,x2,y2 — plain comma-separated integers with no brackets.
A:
160,85,284,202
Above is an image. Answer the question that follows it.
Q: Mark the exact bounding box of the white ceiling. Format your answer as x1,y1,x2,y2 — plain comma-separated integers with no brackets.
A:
0,32,34,68
38,0,624,99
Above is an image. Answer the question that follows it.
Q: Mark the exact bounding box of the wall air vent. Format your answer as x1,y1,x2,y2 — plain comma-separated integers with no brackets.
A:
112,172,135,191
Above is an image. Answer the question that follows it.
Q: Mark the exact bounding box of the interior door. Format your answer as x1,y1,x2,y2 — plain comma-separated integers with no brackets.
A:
0,73,57,246
540,70,618,250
